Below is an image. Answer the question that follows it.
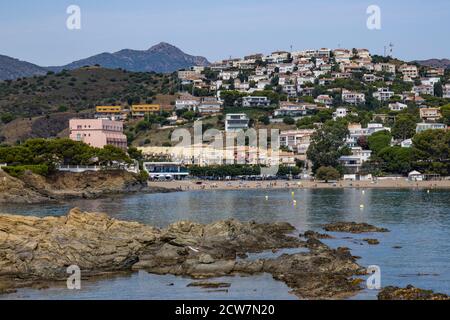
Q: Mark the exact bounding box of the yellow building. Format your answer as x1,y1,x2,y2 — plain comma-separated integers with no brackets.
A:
95,106,127,120
96,106,122,113
131,104,161,117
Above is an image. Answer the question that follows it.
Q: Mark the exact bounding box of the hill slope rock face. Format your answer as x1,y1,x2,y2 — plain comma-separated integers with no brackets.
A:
51,42,210,73
0,55,47,80
0,170,168,204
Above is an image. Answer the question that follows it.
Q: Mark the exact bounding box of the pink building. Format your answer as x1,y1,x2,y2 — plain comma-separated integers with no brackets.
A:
69,119,128,150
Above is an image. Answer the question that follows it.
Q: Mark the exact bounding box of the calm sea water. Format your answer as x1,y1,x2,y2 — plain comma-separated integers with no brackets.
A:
1,188,449,300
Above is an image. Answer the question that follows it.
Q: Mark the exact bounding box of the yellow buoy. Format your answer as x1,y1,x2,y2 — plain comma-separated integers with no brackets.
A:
360,204,365,209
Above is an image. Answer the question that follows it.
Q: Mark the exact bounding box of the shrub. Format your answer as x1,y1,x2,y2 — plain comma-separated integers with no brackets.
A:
315,166,341,182
3,164,49,178
137,170,149,183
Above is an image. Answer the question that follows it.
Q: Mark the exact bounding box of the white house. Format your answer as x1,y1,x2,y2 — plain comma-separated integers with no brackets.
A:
225,114,250,132
421,77,440,86
419,108,442,122
408,170,424,181
374,63,396,74
416,123,447,133
282,84,298,97
279,129,316,156
373,88,394,102
342,90,366,105
219,70,239,81
175,94,200,111
257,80,271,90
389,102,408,112
443,84,450,99
274,102,316,117
338,147,372,174
401,139,413,148
399,64,419,79
196,97,223,114
242,96,271,107
315,95,333,106
333,107,348,120
346,123,391,147
413,85,434,96
278,63,296,74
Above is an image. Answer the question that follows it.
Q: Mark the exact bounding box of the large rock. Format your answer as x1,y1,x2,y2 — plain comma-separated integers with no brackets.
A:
323,222,389,234
0,170,50,204
0,208,160,279
378,285,450,300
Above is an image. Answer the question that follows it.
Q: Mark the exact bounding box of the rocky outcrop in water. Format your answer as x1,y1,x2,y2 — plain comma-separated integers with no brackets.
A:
378,285,450,300
323,222,389,234
0,208,366,299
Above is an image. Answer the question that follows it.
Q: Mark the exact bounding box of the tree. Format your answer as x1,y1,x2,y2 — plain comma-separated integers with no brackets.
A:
307,120,350,172
181,110,196,121
368,130,392,155
220,90,247,106
258,115,270,125
392,114,417,140
283,117,295,125
434,82,443,98
0,113,15,124
357,136,369,149
128,146,143,161
441,104,450,125
97,145,131,166
412,129,450,175
378,146,414,175
315,166,341,182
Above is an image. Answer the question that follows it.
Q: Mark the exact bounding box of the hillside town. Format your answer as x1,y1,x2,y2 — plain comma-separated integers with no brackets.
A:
59,47,450,182
1,47,449,183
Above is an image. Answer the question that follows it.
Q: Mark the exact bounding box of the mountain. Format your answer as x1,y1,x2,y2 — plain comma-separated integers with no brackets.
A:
0,55,47,81
0,43,210,80
49,42,210,73
412,58,450,69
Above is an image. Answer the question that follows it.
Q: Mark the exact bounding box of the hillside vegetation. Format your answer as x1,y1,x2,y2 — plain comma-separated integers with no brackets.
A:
0,66,177,118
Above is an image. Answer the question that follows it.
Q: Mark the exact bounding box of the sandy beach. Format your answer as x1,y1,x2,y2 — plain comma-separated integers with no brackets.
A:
150,178,450,191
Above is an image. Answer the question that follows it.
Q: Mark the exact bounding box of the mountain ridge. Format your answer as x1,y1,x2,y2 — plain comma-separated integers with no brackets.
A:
412,58,450,69
0,42,210,80
0,55,48,81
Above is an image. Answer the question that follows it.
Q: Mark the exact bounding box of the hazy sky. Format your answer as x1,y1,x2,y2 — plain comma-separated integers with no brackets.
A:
1,0,449,66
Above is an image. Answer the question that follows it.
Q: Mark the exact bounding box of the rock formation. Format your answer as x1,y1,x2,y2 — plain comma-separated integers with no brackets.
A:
0,208,366,299
323,222,389,233
0,170,172,204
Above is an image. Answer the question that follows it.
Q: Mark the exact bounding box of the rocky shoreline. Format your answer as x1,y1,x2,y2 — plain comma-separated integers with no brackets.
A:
0,208,367,299
0,170,176,204
0,209,446,300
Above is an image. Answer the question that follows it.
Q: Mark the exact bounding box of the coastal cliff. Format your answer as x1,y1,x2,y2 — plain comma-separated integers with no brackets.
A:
0,169,172,204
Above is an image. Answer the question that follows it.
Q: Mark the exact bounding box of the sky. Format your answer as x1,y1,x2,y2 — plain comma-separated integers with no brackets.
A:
0,0,449,66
